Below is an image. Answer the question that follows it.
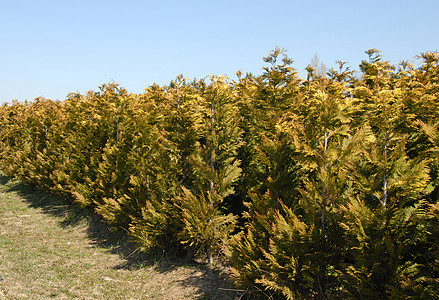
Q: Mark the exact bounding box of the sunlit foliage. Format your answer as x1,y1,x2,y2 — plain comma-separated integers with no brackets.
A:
1,49,438,299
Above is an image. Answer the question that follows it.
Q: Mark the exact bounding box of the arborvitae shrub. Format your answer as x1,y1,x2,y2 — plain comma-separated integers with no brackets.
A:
0,49,438,299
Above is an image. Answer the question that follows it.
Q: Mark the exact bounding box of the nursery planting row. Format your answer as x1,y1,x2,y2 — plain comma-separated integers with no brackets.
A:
1,49,438,298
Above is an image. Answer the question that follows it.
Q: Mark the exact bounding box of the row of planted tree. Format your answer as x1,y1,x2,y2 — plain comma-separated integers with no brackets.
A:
1,48,439,298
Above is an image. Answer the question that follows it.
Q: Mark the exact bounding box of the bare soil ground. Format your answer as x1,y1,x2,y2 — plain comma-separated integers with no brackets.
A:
0,174,238,299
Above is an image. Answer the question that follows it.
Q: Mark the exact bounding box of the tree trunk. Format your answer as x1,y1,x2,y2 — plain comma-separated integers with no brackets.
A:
383,124,388,207
209,103,215,208
207,246,214,266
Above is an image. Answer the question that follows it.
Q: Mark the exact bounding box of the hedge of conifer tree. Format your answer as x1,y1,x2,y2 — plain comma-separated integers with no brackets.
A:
1,48,438,299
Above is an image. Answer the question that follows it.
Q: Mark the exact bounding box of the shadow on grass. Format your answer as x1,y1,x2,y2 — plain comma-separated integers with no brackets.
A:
0,174,10,186
0,174,237,299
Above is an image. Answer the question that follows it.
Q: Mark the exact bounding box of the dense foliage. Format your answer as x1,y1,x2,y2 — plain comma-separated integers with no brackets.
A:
1,48,438,298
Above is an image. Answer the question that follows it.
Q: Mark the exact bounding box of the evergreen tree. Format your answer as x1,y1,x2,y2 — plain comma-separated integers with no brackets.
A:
227,53,359,299
339,50,433,298
129,78,200,253
177,76,241,265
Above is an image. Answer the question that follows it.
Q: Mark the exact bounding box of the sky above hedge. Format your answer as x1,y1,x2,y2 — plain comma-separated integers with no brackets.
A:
1,0,438,103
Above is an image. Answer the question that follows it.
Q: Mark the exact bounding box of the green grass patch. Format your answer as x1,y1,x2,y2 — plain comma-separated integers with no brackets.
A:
0,173,235,299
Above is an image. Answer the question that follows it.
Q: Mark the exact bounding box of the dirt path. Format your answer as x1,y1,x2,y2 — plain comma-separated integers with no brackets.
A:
0,175,236,299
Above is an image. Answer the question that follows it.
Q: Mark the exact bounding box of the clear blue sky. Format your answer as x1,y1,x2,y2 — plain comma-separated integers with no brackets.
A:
1,0,438,103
